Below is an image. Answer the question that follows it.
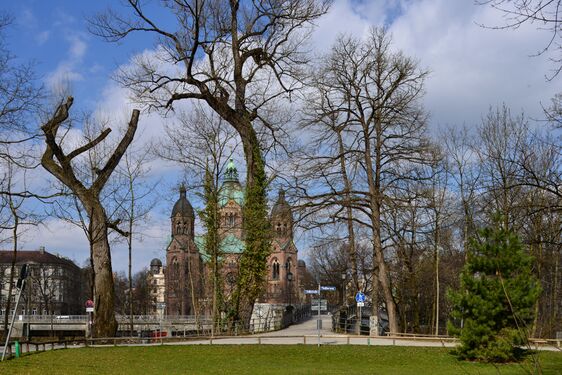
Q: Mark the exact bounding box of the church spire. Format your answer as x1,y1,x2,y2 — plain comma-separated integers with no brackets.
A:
224,158,239,183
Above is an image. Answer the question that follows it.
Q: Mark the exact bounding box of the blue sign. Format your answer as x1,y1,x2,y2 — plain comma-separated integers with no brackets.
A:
355,292,366,303
304,290,319,294
320,286,336,291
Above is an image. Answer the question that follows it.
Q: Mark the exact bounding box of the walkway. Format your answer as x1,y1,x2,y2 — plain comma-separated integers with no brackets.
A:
258,314,337,337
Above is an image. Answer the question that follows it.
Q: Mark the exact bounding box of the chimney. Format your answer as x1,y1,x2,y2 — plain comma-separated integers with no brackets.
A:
39,246,45,254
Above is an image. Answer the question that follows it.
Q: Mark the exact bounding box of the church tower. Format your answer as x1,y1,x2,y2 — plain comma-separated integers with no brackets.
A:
166,184,202,315
265,189,299,305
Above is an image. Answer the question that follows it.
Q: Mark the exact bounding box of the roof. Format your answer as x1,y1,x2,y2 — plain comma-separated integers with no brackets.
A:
150,258,162,267
171,184,195,218
271,189,293,220
219,160,244,207
221,234,245,254
0,250,80,270
194,236,210,262
224,159,239,183
195,234,245,261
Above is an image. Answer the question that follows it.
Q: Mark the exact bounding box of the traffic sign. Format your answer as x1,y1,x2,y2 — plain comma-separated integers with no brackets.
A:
304,289,319,294
320,286,336,291
357,302,365,307
355,292,366,303
85,300,94,312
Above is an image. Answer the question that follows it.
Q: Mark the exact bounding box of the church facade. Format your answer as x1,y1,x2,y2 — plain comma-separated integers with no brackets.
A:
151,160,302,316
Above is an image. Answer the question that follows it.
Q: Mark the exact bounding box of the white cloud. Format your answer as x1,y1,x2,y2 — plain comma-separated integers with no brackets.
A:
311,0,560,128
45,35,88,92
68,35,87,60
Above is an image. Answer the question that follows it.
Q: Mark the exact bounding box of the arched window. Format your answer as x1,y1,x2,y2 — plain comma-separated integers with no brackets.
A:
272,259,280,280
285,259,292,273
176,222,181,235
172,258,179,277
227,213,236,227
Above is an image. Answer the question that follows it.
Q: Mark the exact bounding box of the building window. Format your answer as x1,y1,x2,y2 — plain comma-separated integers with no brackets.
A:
272,259,280,280
227,213,236,227
32,308,37,315
285,259,292,273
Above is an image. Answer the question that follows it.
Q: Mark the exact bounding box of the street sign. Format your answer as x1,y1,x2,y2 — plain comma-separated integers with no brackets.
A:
320,286,336,291
304,289,319,294
355,292,366,303
86,307,94,313
357,302,365,307
311,299,328,310
85,300,94,308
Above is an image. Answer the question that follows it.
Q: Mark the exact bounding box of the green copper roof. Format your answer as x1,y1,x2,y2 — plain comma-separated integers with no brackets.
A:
224,159,239,183
194,236,210,262
221,234,245,254
219,159,244,207
218,183,244,207
195,234,245,262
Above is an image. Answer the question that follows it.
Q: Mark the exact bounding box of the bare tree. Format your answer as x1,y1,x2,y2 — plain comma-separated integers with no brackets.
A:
89,0,330,322
112,147,158,335
0,160,39,334
478,0,562,78
296,92,363,293
40,97,140,337
304,28,431,333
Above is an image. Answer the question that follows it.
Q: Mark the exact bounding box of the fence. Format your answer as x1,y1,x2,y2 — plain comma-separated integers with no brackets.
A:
2,334,559,360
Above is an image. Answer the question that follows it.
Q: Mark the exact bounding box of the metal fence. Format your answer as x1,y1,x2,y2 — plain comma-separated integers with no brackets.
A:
1,304,312,339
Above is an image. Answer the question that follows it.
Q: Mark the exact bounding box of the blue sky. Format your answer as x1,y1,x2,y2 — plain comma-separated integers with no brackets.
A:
2,0,560,272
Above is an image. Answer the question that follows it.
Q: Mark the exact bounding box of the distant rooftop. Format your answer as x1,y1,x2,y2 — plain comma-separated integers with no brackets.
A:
0,249,80,270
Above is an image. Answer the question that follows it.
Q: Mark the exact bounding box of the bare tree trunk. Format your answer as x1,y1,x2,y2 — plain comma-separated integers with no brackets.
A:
337,130,359,291
363,123,399,333
89,207,118,337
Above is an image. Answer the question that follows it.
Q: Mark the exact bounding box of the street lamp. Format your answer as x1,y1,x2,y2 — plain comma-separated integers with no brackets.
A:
286,272,293,306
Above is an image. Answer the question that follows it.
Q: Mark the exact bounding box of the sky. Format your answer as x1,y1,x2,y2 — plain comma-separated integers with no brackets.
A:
1,0,559,273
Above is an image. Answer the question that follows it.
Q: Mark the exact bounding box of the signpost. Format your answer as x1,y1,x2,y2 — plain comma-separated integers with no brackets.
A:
315,284,336,347
85,299,94,338
355,292,366,335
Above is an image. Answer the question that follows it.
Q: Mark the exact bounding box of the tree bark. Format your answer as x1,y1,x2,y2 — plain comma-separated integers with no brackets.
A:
89,205,118,337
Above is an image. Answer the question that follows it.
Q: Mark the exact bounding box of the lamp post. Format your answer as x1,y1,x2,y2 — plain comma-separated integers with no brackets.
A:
286,272,293,306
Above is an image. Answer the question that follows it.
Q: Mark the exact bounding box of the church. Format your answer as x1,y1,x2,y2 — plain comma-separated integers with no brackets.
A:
149,160,304,318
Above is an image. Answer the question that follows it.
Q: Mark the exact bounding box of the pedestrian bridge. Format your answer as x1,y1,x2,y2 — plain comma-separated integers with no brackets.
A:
1,313,296,336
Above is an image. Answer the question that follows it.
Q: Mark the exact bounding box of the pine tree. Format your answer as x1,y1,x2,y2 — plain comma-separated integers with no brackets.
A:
448,220,541,362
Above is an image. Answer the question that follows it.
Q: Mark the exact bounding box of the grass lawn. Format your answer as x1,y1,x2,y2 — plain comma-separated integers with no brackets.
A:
0,345,560,375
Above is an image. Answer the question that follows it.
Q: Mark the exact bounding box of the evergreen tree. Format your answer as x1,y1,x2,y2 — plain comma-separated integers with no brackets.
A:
448,220,541,362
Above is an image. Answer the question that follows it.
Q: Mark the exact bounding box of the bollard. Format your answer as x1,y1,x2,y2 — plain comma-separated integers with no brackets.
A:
15,341,20,358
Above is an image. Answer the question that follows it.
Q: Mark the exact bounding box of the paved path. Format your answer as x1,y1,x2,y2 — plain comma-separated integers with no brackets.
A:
258,314,338,337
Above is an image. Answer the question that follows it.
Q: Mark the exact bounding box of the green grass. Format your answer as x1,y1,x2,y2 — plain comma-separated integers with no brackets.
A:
0,345,560,374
